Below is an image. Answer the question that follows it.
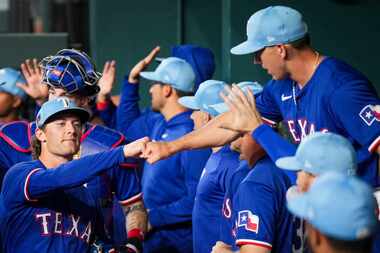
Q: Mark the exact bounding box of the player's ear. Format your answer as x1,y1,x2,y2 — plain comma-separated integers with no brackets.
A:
35,127,47,143
12,96,22,109
162,84,172,98
277,44,287,60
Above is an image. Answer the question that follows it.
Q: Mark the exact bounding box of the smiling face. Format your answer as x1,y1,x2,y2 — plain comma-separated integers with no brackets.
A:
36,113,83,159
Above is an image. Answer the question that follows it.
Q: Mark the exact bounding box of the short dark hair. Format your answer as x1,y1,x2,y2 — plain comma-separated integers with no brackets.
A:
325,235,373,253
158,83,194,98
288,34,311,49
174,88,194,98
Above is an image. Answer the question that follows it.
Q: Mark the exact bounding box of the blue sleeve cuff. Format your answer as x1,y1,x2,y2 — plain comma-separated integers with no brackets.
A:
121,75,140,100
251,124,272,141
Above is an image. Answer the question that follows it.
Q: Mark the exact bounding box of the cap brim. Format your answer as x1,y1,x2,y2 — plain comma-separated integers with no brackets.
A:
140,71,163,83
275,156,302,171
40,107,90,128
178,96,199,110
230,40,265,55
155,57,165,62
286,193,310,220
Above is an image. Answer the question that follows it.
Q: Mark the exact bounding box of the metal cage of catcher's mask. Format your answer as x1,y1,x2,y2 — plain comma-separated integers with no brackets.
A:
39,55,101,96
56,49,102,86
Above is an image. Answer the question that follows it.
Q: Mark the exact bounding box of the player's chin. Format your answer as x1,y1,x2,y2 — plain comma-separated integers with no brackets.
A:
61,142,80,154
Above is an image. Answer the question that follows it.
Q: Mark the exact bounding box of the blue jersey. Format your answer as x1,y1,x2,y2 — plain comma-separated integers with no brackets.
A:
220,160,250,247
232,156,295,253
118,80,211,252
192,145,240,253
256,57,380,186
0,147,128,253
142,110,211,252
0,121,141,246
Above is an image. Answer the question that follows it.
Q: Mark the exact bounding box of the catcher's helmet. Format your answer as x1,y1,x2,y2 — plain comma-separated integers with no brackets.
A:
39,49,101,97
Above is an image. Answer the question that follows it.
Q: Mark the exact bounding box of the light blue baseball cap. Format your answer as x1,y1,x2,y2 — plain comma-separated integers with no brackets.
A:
0,68,27,100
288,172,378,240
209,81,263,114
178,80,228,116
231,6,308,55
276,132,357,176
140,57,195,92
36,97,90,128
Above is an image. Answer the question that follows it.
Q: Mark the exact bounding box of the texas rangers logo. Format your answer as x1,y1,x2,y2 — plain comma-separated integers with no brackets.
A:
238,210,259,233
359,105,380,126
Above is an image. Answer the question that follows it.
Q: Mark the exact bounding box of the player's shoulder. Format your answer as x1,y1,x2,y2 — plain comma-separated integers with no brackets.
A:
82,123,125,147
319,57,371,88
0,120,33,153
244,156,291,189
3,160,41,186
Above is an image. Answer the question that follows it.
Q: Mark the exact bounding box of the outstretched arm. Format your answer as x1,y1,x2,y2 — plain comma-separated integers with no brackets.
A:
142,112,239,164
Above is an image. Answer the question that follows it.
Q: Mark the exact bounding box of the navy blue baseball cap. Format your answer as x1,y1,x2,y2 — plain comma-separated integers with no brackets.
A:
178,80,227,116
276,132,357,176
141,57,195,92
288,172,378,240
36,97,90,128
231,6,308,55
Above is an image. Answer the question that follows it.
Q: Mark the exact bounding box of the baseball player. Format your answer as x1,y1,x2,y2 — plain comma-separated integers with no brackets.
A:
287,172,378,253
212,130,296,253
0,49,146,252
116,45,215,143
93,44,215,131
0,68,28,123
178,79,246,253
0,98,148,253
142,6,380,188
120,54,211,252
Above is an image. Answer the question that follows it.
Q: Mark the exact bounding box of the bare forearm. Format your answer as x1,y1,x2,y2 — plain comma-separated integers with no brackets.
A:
170,113,239,151
124,200,148,234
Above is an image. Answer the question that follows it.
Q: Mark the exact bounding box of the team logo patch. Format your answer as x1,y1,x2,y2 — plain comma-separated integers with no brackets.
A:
238,210,259,233
359,105,380,126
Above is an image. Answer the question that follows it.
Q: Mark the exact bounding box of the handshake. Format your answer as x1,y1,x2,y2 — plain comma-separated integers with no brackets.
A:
122,137,173,164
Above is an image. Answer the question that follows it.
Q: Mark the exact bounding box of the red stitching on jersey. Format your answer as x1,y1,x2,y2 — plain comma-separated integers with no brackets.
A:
0,131,31,153
369,136,380,153
119,163,138,169
119,192,143,206
236,239,272,250
112,134,125,148
80,124,96,143
24,168,42,202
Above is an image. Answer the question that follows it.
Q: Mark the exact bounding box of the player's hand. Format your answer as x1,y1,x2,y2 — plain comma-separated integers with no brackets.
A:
141,141,174,164
97,60,116,103
219,84,263,133
123,137,150,158
211,241,233,253
128,46,160,84
17,58,48,105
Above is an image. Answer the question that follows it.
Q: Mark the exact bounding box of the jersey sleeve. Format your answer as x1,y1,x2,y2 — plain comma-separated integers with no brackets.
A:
234,181,276,250
329,81,380,152
116,76,161,142
1,164,38,207
255,80,283,124
26,147,125,201
109,166,142,207
148,148,211,227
